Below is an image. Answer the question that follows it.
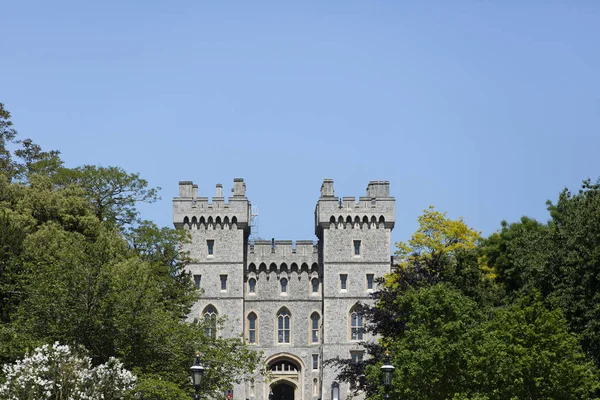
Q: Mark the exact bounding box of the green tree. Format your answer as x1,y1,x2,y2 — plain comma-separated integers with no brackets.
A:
56,165,160,227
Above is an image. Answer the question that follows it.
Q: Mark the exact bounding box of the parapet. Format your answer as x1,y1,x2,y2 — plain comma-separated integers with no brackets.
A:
173,178,251,230
314,179,395,235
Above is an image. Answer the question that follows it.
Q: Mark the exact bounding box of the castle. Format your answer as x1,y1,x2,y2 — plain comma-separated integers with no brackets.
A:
173,179,395,400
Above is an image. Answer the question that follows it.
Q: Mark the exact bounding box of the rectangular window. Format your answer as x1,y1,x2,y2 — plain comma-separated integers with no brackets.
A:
367,274,374,290
351,351,363,363
340,274,347,291
220,275,227,291
193,274,201,289
354,240,361,256
207,240,214,255
312,354,319,370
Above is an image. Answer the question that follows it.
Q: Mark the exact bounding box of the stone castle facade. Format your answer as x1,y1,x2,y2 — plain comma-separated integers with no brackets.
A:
173,179,395,400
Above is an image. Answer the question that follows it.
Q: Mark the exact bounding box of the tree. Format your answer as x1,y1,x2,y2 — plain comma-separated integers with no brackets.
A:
0,342,136,400
332,207,600,399
56,165,160,227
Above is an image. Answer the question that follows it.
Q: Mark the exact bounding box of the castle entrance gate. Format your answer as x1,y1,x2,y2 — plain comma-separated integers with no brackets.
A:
271,382,294,400
266,354,303,400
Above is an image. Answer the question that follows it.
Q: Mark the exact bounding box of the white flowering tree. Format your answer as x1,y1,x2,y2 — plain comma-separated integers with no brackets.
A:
0,342,136,400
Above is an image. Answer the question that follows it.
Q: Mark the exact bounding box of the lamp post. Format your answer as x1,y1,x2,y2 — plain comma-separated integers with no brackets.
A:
380,351,395,400
190,353,205,400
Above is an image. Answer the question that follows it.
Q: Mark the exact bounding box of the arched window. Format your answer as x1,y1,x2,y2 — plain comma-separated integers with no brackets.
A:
248,313,257,344
311,313,320,343
311,278,319,293
203,305,217,338
280,278,288,293
249,278,256,294
277,309,291,343
350,309,363,341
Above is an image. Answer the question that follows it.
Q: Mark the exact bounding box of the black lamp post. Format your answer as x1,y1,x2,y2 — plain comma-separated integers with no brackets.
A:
190,353,205,400
380,350,395,400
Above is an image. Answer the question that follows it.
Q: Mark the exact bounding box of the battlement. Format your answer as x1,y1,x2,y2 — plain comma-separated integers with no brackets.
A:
173,178,251,230
247,239,319,275
315,179,395,235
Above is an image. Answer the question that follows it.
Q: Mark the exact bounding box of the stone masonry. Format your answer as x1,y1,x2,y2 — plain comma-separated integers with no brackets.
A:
172,179,395,400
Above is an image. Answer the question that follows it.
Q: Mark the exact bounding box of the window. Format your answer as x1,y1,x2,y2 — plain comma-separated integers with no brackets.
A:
280,278,288,294
354,240,361,256
311,278,319,293
311,313,320,343
249,278,256,294
193,274,201,289
248,313,257,344
220,275,227,291
340,274,348,291
351,310,363,341
277,309,291,343
207,240,214,255
203,306,217,338
312,354,319,370
351,351,364,363
367,274,374,290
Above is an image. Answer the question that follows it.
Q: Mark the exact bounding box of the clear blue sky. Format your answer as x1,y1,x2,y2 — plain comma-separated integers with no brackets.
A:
3,1,599,248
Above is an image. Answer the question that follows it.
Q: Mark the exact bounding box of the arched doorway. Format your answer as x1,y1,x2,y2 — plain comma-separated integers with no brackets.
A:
271,381,294,400
265,353,303,400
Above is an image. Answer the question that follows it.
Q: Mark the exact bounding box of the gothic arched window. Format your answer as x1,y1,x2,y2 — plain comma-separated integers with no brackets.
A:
350,309,363,341
203,305,217,338
311,312,320,343
280,278,288,293
248,312,257,344
277,309,291,343
249,278,256,294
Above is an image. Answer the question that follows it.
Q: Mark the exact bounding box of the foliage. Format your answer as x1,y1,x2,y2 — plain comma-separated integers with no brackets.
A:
332,206,600,399
56,165,160,227
0,342,136,400
0,103,261,396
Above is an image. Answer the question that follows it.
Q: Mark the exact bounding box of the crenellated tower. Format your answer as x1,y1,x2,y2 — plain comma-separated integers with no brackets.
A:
173,178,251,339
315,179,395,400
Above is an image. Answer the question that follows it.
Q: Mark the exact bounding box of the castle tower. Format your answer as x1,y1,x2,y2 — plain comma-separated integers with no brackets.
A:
315,179,395,400
173,178,251,340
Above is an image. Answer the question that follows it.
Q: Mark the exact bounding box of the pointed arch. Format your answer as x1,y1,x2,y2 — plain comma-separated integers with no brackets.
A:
346,215,352,225
354,216,360,226
183,216,190,229
276,307,292,343
310,312,321,343
310,263,319,274
199,216,206,229
247,312,258,343
248,263,257,274
202,305,218,338
379,215,385,227
223,216,230,228
349,304,364,341
191,216,197,228
207,216,214,226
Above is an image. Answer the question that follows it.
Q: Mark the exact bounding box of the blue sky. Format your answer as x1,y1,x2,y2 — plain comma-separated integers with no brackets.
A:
3,1,599,248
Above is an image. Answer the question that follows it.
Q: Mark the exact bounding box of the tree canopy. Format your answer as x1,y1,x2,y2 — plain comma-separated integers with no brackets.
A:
332,204,600,399
0,102,261,398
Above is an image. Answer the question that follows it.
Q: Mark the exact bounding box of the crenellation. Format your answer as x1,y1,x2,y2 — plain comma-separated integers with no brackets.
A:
174,177,395,400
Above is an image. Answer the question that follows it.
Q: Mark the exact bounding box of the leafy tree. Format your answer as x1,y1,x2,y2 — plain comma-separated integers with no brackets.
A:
0,103,261,395
56,165,160,227
332,207,600,399
0,103,17,178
